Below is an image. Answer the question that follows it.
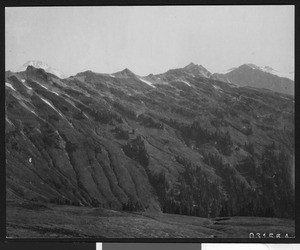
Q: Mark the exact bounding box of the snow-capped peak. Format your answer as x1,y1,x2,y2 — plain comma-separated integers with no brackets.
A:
22,60,50,69
245,63,294,80
246,63,260,70
18,60,68,79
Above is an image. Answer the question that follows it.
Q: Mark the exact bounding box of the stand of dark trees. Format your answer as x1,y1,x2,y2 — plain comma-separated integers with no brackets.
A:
203,147,294,218
122,136,149,167
122,199,144,212
121,123,293,219
162,119,233,155
112,127,130,140
137,114,164,129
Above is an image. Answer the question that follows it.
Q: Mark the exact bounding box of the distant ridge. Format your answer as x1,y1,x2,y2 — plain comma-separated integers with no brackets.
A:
14,60,294,95
211,63,294,95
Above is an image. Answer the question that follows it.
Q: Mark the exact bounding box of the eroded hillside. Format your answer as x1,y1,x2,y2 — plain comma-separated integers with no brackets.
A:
6,65,295,219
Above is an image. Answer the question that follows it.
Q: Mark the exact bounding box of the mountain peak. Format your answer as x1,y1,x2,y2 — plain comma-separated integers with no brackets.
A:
244,63,260,70
22,60,50,69
113,68,136,78
122,68,133,73
18,60,68,79
183,62,212,78
184,62,196,68
24,65,49,81
75,70,96,77
184,62,202,70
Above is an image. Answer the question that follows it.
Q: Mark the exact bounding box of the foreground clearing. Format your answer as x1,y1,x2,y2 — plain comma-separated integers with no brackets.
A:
6,202,295,238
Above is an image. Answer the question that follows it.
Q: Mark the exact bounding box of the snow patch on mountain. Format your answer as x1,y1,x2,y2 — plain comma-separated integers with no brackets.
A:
19,101,36,114
19,60,68,79
260,66,294,80
33,80,49,90
217,64,294,81
219,67,237,74
246,64,294,80
23,83,33,90
139,77,156,88
6,82,16,91
6,117,14,126
40,97,63,117
213,85,222,91
33,80,60,96
180,80,191,87
39,95,74,127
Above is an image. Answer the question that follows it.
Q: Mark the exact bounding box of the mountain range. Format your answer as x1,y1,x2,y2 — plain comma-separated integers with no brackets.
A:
5,61,295,237
15,61,295,95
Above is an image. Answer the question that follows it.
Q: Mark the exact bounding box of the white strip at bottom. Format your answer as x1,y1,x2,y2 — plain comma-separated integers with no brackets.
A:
202,244,299,250
96,243,102,250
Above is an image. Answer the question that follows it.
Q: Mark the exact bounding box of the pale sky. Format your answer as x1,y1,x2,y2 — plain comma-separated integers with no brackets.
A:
5,6,294,76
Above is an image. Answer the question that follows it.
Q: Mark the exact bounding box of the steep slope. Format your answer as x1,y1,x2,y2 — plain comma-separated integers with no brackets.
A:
6,64,294,219
211,64,294,95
